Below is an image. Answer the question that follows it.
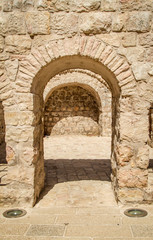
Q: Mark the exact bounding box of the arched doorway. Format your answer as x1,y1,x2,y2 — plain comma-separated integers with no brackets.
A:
1,36,150,207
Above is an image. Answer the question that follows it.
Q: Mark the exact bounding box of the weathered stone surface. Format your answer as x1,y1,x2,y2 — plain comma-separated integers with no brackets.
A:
51,13,78,36
118,188,144,203
132,62,150,81
122,33,137,47
79,12,112,34
25,12,50,35
119,0,153,11
22,0,34,11
13,0,22,9
136,145,149,169
139,33,153,47
37,0,101,12
101,0,117,12
118,168,148,188
5,35,32,54
0,36,4,52
112,13,127,32
3,0,13,12
5,59,18,82
116,144,134,166
96,33,121,47
126,12,152,32
0,12,26,35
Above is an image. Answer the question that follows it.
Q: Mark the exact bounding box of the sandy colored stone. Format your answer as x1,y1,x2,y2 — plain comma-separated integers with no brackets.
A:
112,13,127,32
0,223,29,235
50,12,78,36
122,33,137,47
119,0,153,11
65,225,132,237
5,35,32,54
37,0,101,12
25,12,50,35
3,0,13,12
139,33,153,46
26,225,65,236
0,12,26,35
100,0,117,11
132,62,150,81
5,59,18,82
118,168,148,188
126,11,152,32
0,35,4,52
118,188,144,203
79,12,112,34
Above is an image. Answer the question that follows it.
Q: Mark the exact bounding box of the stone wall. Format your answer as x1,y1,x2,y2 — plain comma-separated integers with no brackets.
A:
149,104,153,147
0,0,153,207
44,85,100,136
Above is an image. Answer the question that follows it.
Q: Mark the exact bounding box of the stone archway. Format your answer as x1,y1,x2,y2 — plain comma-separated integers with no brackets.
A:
1,36,150,207
43,69,112,137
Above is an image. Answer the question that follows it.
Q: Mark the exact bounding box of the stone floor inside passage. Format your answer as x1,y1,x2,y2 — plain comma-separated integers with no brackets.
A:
0,136,153,239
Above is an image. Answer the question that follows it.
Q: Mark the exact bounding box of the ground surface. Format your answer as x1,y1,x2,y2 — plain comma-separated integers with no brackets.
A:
0,136,153,239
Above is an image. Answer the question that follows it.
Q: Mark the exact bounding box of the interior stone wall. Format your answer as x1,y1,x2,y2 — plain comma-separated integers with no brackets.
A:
44,85,100,136
0,0,153,207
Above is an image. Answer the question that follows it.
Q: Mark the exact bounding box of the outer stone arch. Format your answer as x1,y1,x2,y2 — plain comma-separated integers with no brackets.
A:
3,35,150,207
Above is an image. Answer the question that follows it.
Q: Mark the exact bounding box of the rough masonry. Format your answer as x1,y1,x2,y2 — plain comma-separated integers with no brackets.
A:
0,0,153,207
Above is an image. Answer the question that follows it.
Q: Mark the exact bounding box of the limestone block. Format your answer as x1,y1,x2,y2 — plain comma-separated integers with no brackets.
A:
5,59,18,82
13,0,22,9
51,13,78,36
136,145,149,169
96,33,120,47
5,111,34,126
144,47,153,63
119,0,153,11
3,0,13,12
6,145,15,165
5,126,34,142
118,168,148,188
79,12,112,35
7,165,35,185
0,36,4,53
25,12,50,36
5,35,32,54
0,12,26,35
117,46,145,64
139,33,153,47
122,33,137,47
37,0,101,12
132,62,150,81
118,188,144,203
126,12,152,32
22,0,34,11
100,0,117,11
116,144,134,166
112,13,127,32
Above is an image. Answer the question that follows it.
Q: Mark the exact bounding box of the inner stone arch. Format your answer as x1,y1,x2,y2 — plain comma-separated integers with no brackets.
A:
43,69,112,137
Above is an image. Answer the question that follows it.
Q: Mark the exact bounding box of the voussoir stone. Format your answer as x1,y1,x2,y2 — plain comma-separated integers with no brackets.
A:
79,12,112,35
0,36,4,52
25,12,50,35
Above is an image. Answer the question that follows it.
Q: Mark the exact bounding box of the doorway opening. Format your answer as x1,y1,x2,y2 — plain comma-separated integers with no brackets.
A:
37,70,116,207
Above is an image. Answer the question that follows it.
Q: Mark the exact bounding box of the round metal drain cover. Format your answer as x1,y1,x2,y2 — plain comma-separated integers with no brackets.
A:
3,209,27,218
124,208,148,217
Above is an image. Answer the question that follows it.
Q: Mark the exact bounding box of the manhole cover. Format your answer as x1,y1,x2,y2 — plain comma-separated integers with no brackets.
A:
124,208,148,217
3,209,27,218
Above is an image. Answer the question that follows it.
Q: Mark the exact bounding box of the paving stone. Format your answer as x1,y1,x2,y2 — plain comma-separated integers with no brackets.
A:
6,214,56,224
65,225,132,237
56,214,121,225
0,223,29,235
26,224,65,236
131,225,153,237
76,206,120,215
